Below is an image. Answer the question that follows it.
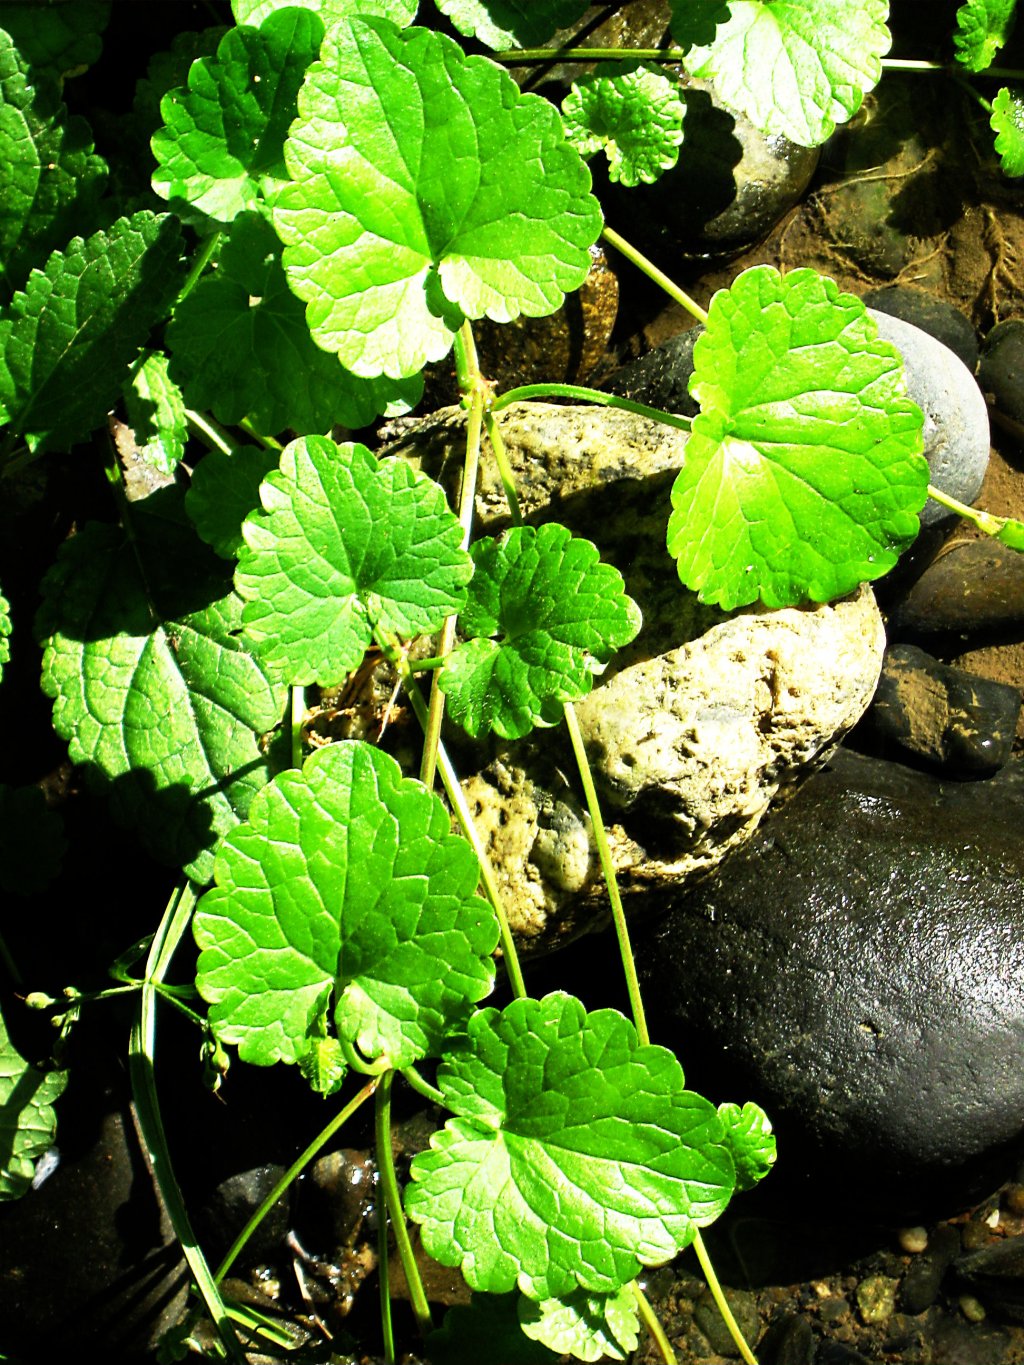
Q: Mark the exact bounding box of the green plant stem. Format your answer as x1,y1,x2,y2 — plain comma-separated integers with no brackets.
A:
129,881,248,1365
376,1069,433,1337
482,409,524,525
380,639,528,1001
493,383,692,432
494,45,689,62
927,482,1006,533
881,58,947,71
693,1231,760,1365
421,322,484,792
631,1282,678,1365
185,407,237,456
176,229,223,307
400,1064,446,1107
379,1171,396,1365
290,685,306,769
214,1075,378,1282
601,225,710,325
562,702,649,1047
238,416,283,451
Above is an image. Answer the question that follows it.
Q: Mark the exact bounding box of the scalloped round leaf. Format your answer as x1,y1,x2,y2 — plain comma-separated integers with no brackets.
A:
432,0,590,50
0,784,67,896
152,7,324,223
237,435,472,685
562,63,686,187
405,993,735,1301
671,0,891,147
273,18,602,379
438,524,641,740
717,1101,776,1193
428,1293,557,1365
0,211,183,453
991,86,1024,176
166,212,419,434
232,0,417,26
36,511,287,884
0,2,110,82
0,1002,66,1201
0,585,10,682
186,443,280,559
954,0,1017,71
519,1286,639,1363
194,740,498,1072
667,266,928,609
122,349,187,476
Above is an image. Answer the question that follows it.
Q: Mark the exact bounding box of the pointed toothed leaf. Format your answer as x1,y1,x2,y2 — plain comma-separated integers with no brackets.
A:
0,28,107,301
186,443,281,560
232,0,417,26
236,435,473,686
717,1101,776,1192
432,0,590,50
0,211,184,454
405,993,735,1301
36,496,287,884
438,524,641,740
0,2,110,83
166,212,420,434
151,7,325,224
0,784,66,895
954,0,1017,72
667,265,928,609
671,0,892,147
0,585,9,683
519,1285,640,1363
428,1294,558,1365
194,740,498,1073
273,18,602,379
122,350,187,476
561,63,686,187
0,1002,66,1201
991,86,1024,176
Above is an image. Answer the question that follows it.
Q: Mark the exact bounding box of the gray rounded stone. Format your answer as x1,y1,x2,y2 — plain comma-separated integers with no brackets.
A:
868,309,990,527
639,747,1024,1218
863,287,978,373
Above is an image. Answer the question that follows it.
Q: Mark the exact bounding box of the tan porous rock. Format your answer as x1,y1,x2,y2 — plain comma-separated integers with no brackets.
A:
382,405,887,951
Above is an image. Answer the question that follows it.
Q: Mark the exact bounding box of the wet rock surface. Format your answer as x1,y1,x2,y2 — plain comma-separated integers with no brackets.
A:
887,539,1024,640
864,285,979,373
638,746,1024,1219
979,319,1024,430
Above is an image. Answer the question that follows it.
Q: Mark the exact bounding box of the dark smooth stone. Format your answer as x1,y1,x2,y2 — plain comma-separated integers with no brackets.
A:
900,1225,961,1315
693,1285,761,1356
887,540,1024,640
758,1313,816,1365
979,320,1024,428
862,643,1020,775
638,747,1024,1220
817,1344,876,1364
955,1234,1024,1321
601,326,702,417
864,287,979,373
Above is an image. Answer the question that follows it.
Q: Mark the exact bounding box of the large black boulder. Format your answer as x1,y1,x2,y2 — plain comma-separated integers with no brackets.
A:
638,748,1024,1219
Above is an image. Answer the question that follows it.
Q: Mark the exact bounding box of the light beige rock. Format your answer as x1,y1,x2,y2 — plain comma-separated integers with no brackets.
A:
383,404,887,951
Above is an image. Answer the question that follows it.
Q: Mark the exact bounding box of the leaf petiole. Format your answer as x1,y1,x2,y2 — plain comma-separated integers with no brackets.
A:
601,225,710,325
493,383,692,432
400,1064,446,1108
632,1280,679,1365
377,1070,432,1336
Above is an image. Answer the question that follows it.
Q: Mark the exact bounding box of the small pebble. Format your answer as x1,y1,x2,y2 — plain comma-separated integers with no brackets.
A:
899,1227,929,1254
856,1274,898,1325
959,1293,987,1322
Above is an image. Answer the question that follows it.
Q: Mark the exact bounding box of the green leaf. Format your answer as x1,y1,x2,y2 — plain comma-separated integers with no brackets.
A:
236,435,473,686
996,514,1024,549
134,28,228,142
438,524,641,740
152,8,325,224
428,1294,558,1365
0,2,110,83
122,350,187,476
0,785,67,895
273,19,602,379
194,740,498,1072
667,265,928,610
991,86,1024,176
186,443,281,560
232,0,417,26
0,584,9,683
405,993,735,1301
432,0,590,50
672,0,892,147
0,28,107,301
519,1285,639,1362
36,495,287,884
166,212,420,434
0,1000,65,1201
0,211,184,455
717,1101,776,1192
561,63,686,187
954,0,1017,71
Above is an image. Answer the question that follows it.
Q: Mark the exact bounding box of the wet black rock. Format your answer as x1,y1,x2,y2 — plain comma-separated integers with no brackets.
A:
602,325,702,417
861,643,1020,775
864,287,979,373
638,747,1024,1219
759,1313,815,1365
955,1234,1024,1322
887,540,1024,640
901,1224,961,1315
979,319,1024,430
